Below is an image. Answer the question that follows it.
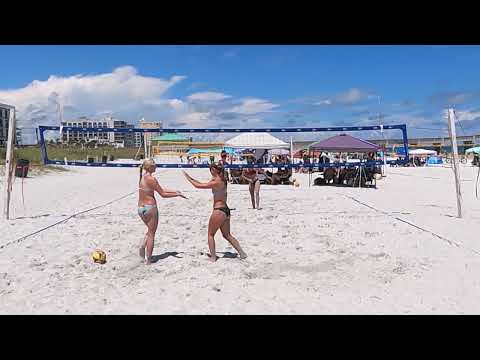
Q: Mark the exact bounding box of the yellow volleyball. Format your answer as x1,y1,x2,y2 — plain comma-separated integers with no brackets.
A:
92,250,107,264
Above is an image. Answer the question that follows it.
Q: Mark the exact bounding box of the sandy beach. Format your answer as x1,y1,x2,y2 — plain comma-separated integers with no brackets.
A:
2,164,480,314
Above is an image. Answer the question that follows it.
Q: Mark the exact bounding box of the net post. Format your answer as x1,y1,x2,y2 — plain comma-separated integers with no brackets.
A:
447,108,463,218
401,124,409,165
4,107,16,220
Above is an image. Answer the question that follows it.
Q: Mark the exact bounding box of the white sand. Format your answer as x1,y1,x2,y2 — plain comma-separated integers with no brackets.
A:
1,164,480,314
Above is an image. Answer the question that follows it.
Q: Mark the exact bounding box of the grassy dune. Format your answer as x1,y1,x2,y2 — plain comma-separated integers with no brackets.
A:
1,145,145,165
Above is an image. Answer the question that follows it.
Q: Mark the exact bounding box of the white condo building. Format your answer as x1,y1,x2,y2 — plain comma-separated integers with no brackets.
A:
61,116,139,147
0,103,15,146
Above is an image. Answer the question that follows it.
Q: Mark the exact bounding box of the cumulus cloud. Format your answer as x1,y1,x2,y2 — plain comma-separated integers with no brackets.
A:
0,64,280,139
229,98,279,115
187,91,231,102
315,99,332,106
455,109,480,122
428,91,480,106
336,88,365,104
0,65,186,131
223,48,240,58
167,99,186,111
314,88,370,107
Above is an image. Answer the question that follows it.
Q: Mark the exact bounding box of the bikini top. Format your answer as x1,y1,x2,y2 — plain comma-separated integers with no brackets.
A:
139,175,155,194
212,184,227,198
244,168,258,176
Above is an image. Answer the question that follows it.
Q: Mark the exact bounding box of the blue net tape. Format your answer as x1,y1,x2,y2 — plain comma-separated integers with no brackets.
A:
40,124,406,133
39,124,410,167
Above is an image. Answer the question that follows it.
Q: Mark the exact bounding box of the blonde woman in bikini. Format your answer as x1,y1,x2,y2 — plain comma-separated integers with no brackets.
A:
182,163,247,262
138,159,186,264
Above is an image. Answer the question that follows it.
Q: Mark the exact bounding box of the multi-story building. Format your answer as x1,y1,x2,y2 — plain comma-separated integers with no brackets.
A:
15,128,22,146
134,131,143,148
61,116,110,144
61,116,163,148
0,103,15,146
139,119,162,154
369,134,480,154
61,116,139,147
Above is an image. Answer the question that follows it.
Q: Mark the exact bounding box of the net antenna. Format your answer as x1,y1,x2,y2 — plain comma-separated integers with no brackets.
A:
3,105,16,220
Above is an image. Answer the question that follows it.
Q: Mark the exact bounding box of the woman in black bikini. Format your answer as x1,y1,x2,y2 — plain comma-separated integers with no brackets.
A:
182,163,247,262
138,159,186,264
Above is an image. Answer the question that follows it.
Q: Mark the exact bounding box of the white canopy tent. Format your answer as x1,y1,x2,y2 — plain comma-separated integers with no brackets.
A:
225,132,289,149
268,148,290,155
409,148,437,156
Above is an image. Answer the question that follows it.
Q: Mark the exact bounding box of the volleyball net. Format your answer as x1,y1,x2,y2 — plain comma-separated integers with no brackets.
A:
37,124,410,169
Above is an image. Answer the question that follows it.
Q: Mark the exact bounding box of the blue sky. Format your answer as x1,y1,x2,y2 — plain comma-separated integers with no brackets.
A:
1,45,480,141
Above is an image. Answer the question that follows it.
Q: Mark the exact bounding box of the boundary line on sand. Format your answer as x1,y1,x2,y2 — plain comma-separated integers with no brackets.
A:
0,191,136,251
341,193,480,256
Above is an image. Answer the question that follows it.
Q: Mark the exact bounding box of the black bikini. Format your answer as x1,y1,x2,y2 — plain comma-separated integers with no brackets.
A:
212,184,230,218
214,206,231,218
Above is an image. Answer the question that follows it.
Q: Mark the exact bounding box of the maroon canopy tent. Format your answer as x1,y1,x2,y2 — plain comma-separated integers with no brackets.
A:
309,133,380,152
307,134,381,188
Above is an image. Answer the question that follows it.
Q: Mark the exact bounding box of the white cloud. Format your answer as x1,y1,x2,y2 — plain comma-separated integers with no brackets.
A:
336,88,365,104
455,109,480,122
187,91,231,102
0,65,186,129
314,99,332,106
229,98,278,115
312,88,369,107
0,66,281,143
168,99,187,111
176,111,213,127
223,48,240,58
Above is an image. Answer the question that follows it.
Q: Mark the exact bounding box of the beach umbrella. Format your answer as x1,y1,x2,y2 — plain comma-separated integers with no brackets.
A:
465,147,480,155
409,148,437,156
223,147,237,155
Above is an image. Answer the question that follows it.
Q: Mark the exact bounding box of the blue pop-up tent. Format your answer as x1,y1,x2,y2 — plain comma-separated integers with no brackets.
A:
426,156,443,166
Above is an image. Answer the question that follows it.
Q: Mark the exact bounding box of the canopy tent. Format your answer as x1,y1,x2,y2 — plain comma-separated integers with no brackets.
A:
151,133,188,142
268,148,290,155
409,148,437,156
309,134,380,153
225,132,289,149
426,156,443,166
465,146,480,155
307,134,380,189
254,149,268,161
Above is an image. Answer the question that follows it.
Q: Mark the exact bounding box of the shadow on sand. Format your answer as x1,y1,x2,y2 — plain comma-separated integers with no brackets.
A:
150,251,239,263
150,252,183,263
